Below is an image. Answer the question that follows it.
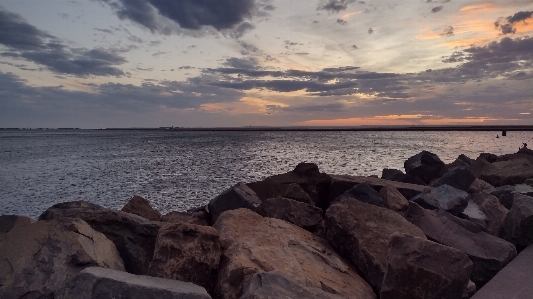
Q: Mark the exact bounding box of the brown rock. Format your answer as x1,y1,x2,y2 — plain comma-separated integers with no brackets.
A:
471,158,533,187
325,198,426,292
208,182,262,224
380,234,473,299
0,218,124,299
468,178,494,195
406,202,517,286
121,195,162,221
39,200,163,275
256,196,323,232
379,185,409,211
471,192,508,236
161,210,210,226
500,193,533,251
214,208,376,299
148,222,221,294
0,215,35,233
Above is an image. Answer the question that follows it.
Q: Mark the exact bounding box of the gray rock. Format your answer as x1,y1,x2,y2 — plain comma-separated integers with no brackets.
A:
0,218,124,299
459,201,488,230
256,196,323,232
39,200,163,275
406,203,517,287
380,234,472,299
487,184,533,209
404,150,445,184
381,168,426,185
0,215,34,233
325,198,426,292
148,222,221,295
55,267,211,299
240,271,349,299
431,167,476,192
471,192,508,236
208,182,262,224
470,245,533,299
412,184,471,215
500,193,533,251
470,158,533,187
336,182,385,207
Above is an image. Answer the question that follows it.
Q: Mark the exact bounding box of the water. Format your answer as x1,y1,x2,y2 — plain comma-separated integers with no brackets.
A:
1,130,530,219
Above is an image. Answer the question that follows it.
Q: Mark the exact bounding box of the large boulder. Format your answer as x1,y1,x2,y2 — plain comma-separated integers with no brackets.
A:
404,150,445,184
161,210,210,226
121,195,161,221
148,222,220,294
412,184,470,216
468,178,494,195
380,234,472,299
248,163,331,208
471,192,508,236
406,203,517,286
0,215,35,233
0,218,124,299
208,182,262,224
459,201,488,230
240,271,349,299
335,182,385,207
381,168,426,185
487,184,533,209
325,198,426,292
378,185,409,212
256,196,323,232
431,167,476,192
55,267,211,299
39,201,163,275
213,208,376,299
471,158,533,187
500,193,533,251
328,175,429,205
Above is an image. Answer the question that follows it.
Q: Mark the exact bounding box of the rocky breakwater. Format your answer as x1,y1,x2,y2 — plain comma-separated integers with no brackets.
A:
2,148,533,299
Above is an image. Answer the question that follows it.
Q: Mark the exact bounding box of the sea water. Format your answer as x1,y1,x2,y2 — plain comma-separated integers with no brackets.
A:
1,129,531,218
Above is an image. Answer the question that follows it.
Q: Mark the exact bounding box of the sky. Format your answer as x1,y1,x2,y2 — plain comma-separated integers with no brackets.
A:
0,0,532,128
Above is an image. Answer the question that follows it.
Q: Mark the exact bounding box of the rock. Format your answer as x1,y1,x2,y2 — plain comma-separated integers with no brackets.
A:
406,202,517,286
470,244,533,299
248,163,331,209
0,218,124,299
208,182,262,224
471,192,508,236
412,184,471,215
240,271,349,299
459,201,488,230
55,267,211,299
39,200,163,275
478,153,497,163
380,234,472,299
256,196,323,232
148,222,221,294
431,167,476,192
471,158,533,187
283,183,314,204
325,198,426,292
462,280,476,299
0,215,34,233
404,150,445,184
161,210,210,226
381,168,426,185
121,195,162,221
214,208,376,299
336,182,385,207
247,181,314,206
500,193,533,251
524,178,533,186
487,184,533,209
468,178,494,195
458,154,475,166
379,185,409,212
328,175,429,205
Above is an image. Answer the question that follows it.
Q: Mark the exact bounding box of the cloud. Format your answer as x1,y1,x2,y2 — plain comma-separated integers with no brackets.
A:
368,28,374,34
0,7,126,77
336,19,347,25
495,11,532,35
229,22,255,39
98,0,268,34
352,44,358,49
431,6,443,13
317,0,356,12
440,26,454,36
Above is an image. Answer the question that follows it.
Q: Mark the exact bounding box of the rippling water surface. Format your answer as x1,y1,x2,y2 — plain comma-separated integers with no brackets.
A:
1,129,531,218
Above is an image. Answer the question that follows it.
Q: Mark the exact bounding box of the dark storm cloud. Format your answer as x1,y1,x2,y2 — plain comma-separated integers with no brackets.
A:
99,0,267,34
431,6,443,13
0,7,126,77
495,11,532,35
317,0,355,12
229,22,255,39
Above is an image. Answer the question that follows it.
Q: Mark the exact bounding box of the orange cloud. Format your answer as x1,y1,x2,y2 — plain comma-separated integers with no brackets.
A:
299,114,510,126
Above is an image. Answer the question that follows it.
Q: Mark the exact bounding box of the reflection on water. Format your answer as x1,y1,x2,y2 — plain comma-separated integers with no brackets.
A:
1,130,531,218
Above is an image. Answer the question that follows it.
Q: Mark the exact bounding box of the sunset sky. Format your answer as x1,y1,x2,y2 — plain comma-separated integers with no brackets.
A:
1,0,532,128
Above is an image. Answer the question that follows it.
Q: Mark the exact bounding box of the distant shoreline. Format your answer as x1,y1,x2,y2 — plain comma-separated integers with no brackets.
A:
2,125,533,132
